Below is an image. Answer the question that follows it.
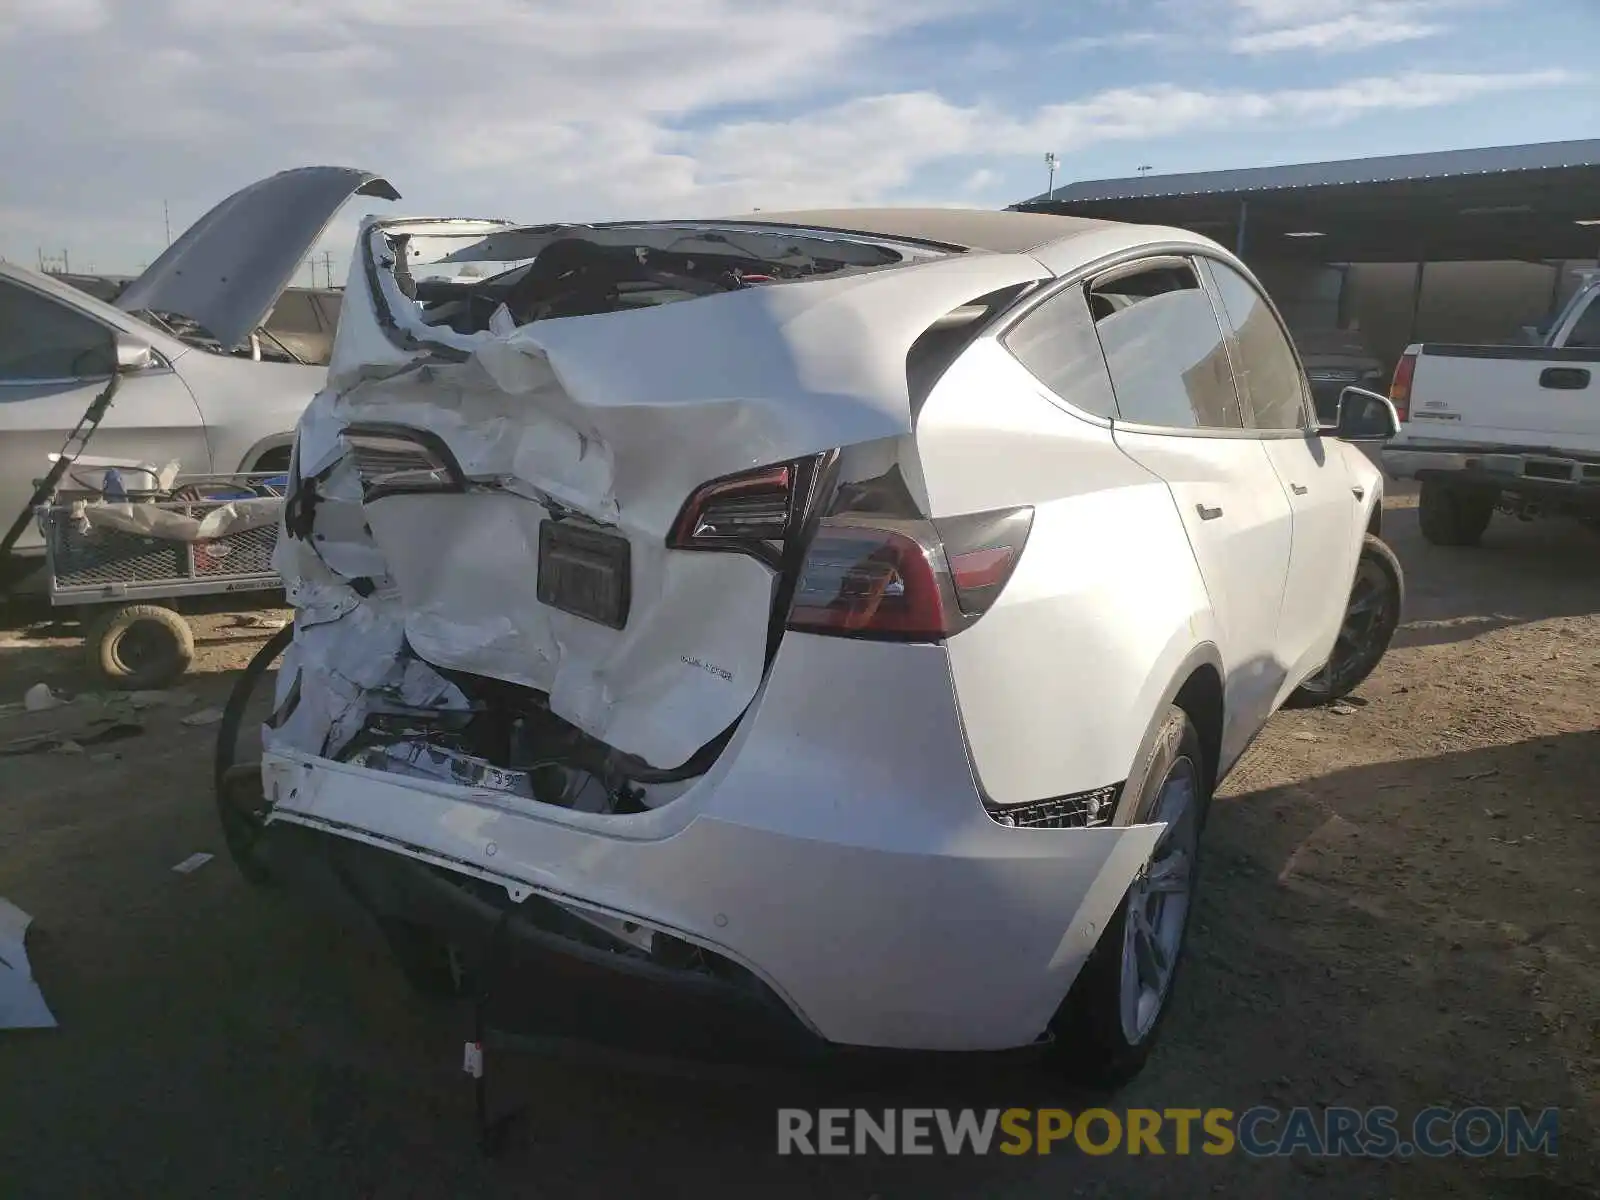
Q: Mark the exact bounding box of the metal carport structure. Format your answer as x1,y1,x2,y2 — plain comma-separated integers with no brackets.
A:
1009,139,1600,265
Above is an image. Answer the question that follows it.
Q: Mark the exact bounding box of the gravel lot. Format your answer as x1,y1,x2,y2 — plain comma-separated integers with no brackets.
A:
1,487,1596,1199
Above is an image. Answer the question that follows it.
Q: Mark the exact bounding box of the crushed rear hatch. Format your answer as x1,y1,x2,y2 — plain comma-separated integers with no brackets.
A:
270,216,1049,807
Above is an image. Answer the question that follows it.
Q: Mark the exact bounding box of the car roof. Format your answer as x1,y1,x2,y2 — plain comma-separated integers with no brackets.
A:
710,208,1123,255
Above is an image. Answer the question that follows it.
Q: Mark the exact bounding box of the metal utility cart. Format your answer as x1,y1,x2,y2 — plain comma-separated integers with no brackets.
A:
34,472,289,689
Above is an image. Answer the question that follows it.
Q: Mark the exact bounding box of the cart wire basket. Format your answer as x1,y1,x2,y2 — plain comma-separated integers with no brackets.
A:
38,472,290,688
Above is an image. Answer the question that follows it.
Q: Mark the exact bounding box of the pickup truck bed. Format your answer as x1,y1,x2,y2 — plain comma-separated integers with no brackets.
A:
1382,284,1600,546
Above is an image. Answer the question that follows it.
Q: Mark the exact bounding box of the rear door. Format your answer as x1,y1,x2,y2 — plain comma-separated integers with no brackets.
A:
1092,258,1293,764
0,276,210,553
1201,258,1358,694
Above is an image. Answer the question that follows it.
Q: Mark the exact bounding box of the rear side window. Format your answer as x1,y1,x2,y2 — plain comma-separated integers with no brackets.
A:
0,280,114,381
1000,285,1118,419
1088,262,1243,430
1203,259,1310,431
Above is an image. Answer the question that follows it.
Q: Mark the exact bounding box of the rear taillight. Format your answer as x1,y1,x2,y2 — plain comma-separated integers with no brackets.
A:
342,422,466,501
667,454,832,568
786,504,1033,642
1389,351,1417,424
669,464,795,546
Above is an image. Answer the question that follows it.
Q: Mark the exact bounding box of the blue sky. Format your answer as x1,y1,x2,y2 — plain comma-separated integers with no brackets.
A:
0,0,1595,280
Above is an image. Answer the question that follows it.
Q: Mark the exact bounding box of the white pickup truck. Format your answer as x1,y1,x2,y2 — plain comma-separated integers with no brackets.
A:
1382,275,1600,545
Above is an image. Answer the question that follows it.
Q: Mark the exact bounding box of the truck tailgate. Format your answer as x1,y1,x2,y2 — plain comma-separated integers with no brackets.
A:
1401,346,1600,456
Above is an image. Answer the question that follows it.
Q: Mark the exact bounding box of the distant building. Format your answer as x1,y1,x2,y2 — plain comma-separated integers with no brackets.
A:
1010,140,1600,368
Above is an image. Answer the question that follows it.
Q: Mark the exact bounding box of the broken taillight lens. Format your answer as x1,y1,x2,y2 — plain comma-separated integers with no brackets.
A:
666,454,836,570
342,423,466,501
786,505,1033,642
668,464,795,546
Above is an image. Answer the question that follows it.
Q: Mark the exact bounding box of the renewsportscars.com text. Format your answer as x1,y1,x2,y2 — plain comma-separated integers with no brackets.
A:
776,1107,1559,1158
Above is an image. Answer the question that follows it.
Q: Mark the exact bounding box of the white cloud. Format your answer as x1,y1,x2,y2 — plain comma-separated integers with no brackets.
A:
674,70,1575,207
1223,0,1488,55
0,0,110,36
1056,30,1177,52
0,0,1577,272
1231,13,1442,52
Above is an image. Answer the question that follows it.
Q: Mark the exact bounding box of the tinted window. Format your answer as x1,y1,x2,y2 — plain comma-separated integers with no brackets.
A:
0,281,114,381
1002,285,1118,419
1565,294,1600,348
1088,263,1243,429
1204,260,1310,430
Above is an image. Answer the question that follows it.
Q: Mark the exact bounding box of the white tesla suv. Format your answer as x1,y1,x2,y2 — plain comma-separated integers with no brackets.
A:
222,208,1403,1085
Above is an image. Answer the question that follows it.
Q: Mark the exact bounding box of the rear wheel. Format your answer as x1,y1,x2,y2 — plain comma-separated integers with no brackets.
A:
214,624,293,886
1286,534,1403,708
1049,705,1207,1088
1418,480,1495,546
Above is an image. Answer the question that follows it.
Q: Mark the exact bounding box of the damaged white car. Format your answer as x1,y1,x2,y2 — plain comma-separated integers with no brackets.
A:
221,208,1404,1083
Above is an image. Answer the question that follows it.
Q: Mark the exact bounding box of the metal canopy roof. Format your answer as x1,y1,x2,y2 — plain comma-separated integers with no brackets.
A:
1010,139,1600,262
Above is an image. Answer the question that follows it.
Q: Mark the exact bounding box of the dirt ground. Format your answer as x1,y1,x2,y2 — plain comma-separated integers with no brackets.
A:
0,487,1596,1199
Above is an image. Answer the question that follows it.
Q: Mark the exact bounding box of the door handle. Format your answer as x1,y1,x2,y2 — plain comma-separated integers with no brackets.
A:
1539,367,1590,390
1196,503,1223,521
1290,483,1309,496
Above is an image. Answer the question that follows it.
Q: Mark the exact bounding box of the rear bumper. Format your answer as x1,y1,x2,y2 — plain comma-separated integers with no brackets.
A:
263,633,1162,1053
1384,445,1600,512
259,820,831,1064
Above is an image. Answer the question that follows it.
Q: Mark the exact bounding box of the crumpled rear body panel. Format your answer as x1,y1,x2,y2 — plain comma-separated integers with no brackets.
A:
275,222,1050,767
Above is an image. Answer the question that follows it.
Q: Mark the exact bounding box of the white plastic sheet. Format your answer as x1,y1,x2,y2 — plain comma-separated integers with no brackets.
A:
71,496,282,543
0,897,56,1030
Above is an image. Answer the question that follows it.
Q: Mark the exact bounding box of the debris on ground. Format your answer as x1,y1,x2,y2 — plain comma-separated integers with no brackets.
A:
1330,702,1360,715
22,684,62,712
180,707,224,728
170,852,214,875
233,613,288,630
0,897,56,1030
127,689,198,710
0,721,144,757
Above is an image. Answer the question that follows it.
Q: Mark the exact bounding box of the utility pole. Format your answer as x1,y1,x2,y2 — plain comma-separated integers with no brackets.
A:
306,258,317,287
1137,164,1153,177
1044,152,1058,202
164,200,172,247
321,250,335,289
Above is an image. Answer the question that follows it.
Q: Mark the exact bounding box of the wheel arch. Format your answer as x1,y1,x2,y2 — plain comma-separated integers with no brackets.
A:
236,434,296,473
1113,642,1224,825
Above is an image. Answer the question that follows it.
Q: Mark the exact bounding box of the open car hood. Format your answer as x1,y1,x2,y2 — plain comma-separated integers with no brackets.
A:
115,167,399,350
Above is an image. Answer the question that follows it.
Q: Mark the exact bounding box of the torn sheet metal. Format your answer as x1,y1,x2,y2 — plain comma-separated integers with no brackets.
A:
70,497,282,543
0,898,56,1030
276,221,1050,768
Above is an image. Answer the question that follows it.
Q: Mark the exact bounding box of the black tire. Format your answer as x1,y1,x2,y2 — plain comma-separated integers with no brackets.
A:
1286,533,1404,708
214,623,294,887
1048,705,1209,1089
1418,480,1495,547
85,603,194,689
